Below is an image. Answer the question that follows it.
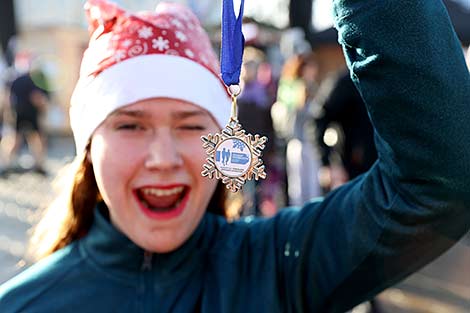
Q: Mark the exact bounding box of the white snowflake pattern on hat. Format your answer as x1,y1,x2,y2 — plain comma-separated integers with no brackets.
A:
165,49,180,56
186,22,195,31
122,39,133,47
138,26,154,39
152,36,170,51
113,50,127,62
171,19,184,29
154,18,171,29
185,49,195,58
175,31,188,42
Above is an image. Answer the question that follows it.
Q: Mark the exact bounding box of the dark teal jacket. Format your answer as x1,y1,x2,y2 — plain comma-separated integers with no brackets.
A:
1,0,470,312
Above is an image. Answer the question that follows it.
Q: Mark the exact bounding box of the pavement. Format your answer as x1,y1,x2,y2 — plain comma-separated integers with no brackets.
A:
375,238,470,313
0,135,75,283
0,136,468,312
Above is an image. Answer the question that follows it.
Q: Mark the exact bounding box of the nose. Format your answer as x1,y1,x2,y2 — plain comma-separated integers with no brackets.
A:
144,129,183,171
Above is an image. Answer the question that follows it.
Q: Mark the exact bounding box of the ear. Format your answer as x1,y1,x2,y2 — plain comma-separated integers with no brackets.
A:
84,0,125,39
86,150,92,164
85,140,93,164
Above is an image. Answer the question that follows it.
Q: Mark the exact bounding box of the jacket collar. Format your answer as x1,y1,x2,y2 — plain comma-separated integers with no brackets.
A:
79,203,210,284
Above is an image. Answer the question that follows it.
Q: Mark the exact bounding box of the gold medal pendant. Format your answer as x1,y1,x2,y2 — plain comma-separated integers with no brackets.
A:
201,85,267,192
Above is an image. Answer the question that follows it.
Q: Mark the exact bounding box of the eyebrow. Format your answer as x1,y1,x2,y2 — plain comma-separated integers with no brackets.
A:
109,109,210,119
171,110,209,119
110,110,147,118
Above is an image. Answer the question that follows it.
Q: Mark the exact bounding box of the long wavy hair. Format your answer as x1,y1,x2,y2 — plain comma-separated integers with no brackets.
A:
28,146,228,261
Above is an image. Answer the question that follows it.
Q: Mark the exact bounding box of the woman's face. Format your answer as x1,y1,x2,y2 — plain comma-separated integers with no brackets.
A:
90,98,219,253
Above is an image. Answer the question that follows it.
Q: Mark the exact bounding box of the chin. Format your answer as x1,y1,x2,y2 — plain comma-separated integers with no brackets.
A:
140,236,186,253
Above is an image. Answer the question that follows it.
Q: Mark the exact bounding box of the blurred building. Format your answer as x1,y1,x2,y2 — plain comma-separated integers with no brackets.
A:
11,1,88,134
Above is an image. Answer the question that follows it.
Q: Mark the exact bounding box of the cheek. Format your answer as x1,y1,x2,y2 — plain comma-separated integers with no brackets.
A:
180,135,209,166
179,137,217,198
192,148,218,200
90,135,141,200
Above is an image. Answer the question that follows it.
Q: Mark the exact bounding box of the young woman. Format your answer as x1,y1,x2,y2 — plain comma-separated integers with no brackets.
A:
1,0,469,312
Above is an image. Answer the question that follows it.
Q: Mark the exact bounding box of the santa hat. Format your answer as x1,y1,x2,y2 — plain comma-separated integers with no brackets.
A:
70,0,230,153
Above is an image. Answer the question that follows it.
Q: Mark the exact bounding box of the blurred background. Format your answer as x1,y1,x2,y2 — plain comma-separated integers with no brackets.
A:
0,1,469,312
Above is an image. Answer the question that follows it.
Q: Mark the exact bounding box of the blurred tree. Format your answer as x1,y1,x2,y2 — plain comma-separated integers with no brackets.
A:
0,0,16,65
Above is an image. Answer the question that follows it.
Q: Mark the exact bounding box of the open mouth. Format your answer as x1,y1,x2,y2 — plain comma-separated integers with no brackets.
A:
134,185,189,219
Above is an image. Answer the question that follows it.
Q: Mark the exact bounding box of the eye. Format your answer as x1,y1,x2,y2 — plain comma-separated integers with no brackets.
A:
116,123,145,131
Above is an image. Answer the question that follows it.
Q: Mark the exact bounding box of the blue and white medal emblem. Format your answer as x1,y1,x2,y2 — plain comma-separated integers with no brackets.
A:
201,117,267,192
215,138,251,177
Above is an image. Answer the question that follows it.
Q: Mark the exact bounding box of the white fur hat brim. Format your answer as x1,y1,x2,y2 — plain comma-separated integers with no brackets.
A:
70,54,231,153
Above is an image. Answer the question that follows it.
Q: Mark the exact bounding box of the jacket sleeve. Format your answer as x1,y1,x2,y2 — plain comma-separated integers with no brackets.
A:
275,0,470,312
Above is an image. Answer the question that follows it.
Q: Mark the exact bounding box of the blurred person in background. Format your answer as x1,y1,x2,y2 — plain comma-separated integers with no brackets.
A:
1,51,49,176
286,52,323,205
272,52,323,206
1,1,470,312
271,54,304,144
237,47,278,216
314,70,377,192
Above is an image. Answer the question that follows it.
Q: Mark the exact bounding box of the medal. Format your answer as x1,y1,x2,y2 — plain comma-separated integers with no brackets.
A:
201,0,267,192
201,85,267,192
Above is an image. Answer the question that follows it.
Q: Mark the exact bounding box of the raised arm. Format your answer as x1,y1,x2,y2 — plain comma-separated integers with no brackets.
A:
211,2,470,312
335,0,470,200
275,0,470,311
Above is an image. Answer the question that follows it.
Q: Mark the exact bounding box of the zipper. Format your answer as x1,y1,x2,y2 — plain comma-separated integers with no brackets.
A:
140,250,153,312
141,250,153,271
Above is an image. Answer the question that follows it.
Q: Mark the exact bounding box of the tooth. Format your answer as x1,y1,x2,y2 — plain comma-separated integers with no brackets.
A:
142,187,184,197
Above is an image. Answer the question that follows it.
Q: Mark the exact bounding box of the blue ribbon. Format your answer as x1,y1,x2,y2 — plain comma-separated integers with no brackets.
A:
221,0,245,86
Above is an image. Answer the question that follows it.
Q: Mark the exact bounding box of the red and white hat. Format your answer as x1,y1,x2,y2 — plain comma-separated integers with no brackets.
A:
71,0,230,152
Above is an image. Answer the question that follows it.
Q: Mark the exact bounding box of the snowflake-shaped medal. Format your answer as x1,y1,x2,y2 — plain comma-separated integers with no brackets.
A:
201,86,267,192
